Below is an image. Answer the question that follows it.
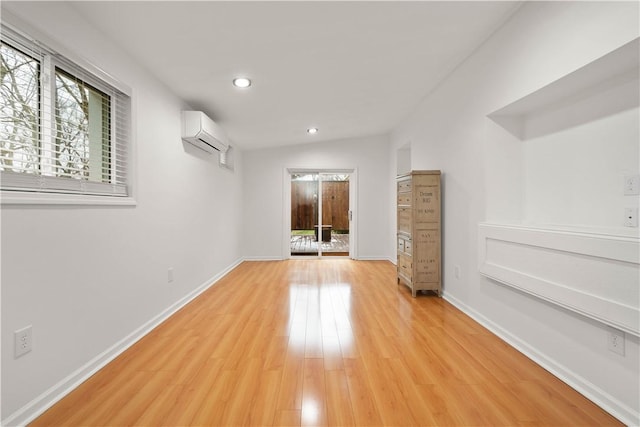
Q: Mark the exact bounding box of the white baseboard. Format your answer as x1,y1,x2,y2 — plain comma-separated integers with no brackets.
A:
242,256,394,262
2,257,244,427
355,256,393,261
443,291,639,427
243,256,284,261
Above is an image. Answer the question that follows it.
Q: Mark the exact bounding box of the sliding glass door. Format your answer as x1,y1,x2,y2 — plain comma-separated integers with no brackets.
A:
290,172,350,257
291,173,320,256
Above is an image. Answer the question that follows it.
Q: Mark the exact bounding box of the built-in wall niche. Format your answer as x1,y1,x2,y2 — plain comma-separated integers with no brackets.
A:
488,38,639,141
481,37,640,336
487,36,639,233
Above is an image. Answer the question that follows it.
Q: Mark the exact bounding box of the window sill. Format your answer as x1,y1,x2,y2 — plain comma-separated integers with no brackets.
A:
1,190,137,206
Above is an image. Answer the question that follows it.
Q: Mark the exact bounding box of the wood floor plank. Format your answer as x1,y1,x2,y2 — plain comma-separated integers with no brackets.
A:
61,370,153,426
162,358,226,426
361,356,419,426
301,358,328,426
385,357,441,426
131,383,185,426
103,370,175,426
274,409,302,426
343,358,384,426
221,358,264,426
189,369,236,426
30,260,624,427
276,352,305,412
244,369,282,426
414,384,458,426
324,370,355,426
263,334,290,371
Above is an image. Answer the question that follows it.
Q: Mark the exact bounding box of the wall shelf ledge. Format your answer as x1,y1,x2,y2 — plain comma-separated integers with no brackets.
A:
488,37,639,140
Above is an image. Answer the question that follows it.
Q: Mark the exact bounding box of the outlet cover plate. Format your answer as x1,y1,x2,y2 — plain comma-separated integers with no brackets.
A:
624,208,638,227
624,174,640,195
15,326,33,358
608,329,625,356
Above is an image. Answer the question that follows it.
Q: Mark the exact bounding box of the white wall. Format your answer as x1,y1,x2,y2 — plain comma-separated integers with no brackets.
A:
391,1,639,424
1,2,243,423
243,135,390,260
524,107,639,228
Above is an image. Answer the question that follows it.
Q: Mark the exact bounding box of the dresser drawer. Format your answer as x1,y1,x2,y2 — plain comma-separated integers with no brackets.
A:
404,239,412,255
397,179,412,193
397,192,411,206
398,236,412,254
398,254,412,279
398,208,412,234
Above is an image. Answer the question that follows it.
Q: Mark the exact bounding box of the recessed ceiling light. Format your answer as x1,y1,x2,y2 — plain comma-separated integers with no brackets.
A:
307,127,318,135
233,77,251,88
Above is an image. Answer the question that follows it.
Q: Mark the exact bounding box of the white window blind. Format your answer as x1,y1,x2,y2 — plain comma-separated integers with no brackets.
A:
1,24,130,197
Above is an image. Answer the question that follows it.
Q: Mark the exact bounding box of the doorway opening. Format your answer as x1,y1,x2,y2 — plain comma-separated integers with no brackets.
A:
290,172,352,257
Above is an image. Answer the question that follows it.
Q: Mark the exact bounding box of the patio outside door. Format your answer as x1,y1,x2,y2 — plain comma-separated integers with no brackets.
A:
290,172,351,257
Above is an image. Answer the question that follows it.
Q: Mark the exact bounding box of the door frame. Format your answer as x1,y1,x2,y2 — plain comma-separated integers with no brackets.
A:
283,168,358,259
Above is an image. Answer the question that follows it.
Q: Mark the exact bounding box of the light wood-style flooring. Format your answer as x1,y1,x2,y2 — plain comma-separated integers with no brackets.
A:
31,260,622,426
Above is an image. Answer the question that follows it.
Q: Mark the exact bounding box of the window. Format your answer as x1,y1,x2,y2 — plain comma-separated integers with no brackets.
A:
1,24,131,199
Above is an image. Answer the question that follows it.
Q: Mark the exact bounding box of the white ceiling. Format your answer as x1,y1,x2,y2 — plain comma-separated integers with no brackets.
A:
71,1,521,150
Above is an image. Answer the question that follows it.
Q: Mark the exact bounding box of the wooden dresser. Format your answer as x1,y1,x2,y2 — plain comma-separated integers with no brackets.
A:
396,170,442,297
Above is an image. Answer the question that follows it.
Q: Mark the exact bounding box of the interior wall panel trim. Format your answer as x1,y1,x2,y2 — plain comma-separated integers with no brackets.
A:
478,223,640,336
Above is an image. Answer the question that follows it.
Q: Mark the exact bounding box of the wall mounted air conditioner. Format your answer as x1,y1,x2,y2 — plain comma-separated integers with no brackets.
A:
181,111,229,154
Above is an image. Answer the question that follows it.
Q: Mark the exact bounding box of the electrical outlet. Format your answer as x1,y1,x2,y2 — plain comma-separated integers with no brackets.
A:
14,326,33,358
608,329,625,356
454,265,461,279
168,267,174,283
624,208,638,227
624,174,640,195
